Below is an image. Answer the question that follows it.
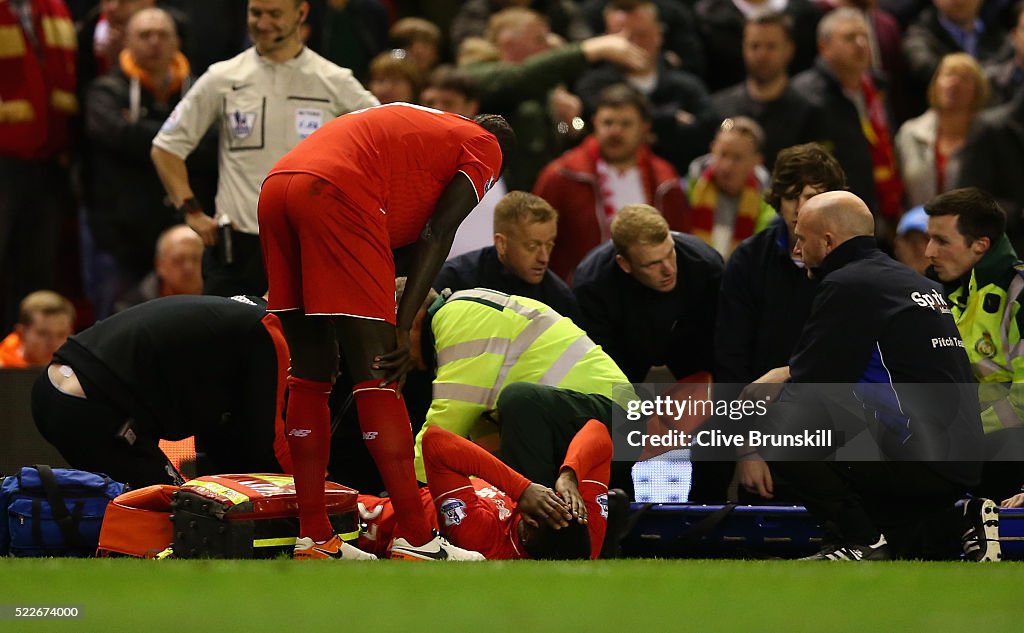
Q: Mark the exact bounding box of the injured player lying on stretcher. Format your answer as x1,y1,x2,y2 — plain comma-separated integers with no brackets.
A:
356,421,612,560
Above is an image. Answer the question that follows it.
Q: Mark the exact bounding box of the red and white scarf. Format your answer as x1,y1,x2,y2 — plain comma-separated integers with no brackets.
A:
858,75,903,219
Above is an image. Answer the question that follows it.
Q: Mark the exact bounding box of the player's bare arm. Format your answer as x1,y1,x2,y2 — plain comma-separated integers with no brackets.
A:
555,467,588,524
151,145,219,246
375,174,480,388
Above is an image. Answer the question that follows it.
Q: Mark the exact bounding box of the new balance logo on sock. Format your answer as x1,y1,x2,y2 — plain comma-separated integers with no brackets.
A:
362,431,378,440
288,429,312,438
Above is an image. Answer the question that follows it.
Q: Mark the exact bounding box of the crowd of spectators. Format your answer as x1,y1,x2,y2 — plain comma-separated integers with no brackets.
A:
5,0,1023,335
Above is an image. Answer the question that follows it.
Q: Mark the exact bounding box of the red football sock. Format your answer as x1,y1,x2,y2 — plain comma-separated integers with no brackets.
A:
285,376,333,542
354,380,433,545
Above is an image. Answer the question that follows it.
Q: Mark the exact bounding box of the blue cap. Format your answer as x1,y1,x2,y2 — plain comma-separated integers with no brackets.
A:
896,206,929,236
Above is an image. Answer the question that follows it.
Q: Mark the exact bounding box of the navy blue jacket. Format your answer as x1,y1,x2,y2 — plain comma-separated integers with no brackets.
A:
433,246,581,324
715,217,818,385
786,236,982,485
573,232,723,382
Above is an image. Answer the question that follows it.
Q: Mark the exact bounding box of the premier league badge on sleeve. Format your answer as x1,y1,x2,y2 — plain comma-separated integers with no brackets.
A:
230,110,257,139
440,498,468,527
484,175,495,193
596,493,609,519
161,103,183,132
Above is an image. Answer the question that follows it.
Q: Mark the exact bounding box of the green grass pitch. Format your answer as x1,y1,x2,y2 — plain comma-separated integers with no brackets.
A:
0,558,1020,633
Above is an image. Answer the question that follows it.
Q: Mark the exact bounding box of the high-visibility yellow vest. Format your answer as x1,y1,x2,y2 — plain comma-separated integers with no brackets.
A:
413,288,630,480
949,237,1024,433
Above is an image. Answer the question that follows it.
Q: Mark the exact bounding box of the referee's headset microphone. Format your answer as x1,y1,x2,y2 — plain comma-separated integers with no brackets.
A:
273,8,306,43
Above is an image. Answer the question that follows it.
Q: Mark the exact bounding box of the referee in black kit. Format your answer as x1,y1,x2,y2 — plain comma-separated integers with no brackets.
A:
31,295,292,487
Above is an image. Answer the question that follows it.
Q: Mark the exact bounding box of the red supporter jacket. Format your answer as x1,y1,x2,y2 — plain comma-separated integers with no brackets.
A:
532,135,689,282
0,0,77,160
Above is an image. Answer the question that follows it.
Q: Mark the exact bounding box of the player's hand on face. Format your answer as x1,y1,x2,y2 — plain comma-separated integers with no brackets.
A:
555,469,587,524
374,327,414,392
518,483,572,529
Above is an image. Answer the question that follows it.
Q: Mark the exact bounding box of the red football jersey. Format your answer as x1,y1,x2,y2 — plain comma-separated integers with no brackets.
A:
354,480,519,558
435,478,609,560
429,420,612,560
268,103,503,248
439,478,525,560
355,478,606,560
358,421,611,560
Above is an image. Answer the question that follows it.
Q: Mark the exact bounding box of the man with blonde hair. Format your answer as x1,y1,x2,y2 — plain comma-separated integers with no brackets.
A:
434,191,579,321
573,204,722,382
0,291,75,368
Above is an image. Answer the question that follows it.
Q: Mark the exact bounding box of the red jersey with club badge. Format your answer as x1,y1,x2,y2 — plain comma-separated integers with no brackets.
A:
267,102,502,248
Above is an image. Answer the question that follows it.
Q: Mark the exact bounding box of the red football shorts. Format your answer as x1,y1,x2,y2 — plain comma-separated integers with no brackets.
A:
259,172,396,323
